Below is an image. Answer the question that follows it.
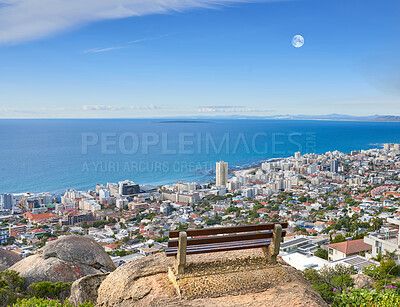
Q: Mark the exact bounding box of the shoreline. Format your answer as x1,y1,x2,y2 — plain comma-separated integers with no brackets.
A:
2,157,284,197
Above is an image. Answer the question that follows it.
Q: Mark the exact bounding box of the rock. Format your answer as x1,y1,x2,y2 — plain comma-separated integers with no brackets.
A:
97,249,328,307
9,235,115,286
352,273,375,289
97,253,170,306
68,273,109,306
0,248,22,271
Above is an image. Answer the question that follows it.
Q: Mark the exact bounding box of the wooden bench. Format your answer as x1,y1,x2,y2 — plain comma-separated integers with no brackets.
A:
166,222,288,274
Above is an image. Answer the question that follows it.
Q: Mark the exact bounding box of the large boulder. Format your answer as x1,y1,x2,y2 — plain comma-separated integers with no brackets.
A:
9,235,115,286
0,248,22,271
97,250,328,307
68,273,109,306
352,273,375,289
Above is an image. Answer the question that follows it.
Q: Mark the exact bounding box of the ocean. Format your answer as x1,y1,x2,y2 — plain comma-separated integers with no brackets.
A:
0,119,399,194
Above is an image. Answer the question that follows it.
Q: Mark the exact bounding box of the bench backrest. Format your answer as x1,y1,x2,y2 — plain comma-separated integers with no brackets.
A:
168,222,288,248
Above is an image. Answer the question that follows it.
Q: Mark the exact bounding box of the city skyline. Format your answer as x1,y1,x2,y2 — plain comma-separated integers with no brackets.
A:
0,0,399,118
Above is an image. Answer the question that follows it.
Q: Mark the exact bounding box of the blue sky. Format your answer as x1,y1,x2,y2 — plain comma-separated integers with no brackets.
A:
0,0,399,118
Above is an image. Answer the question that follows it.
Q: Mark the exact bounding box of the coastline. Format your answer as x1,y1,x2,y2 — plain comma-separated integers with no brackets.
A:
1,118,396,195
4,157,284,197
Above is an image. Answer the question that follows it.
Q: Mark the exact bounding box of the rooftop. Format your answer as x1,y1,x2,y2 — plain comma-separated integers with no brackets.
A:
326,239,371,254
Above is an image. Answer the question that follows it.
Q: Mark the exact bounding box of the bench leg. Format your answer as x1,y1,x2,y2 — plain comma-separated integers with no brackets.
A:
263,224,282,264
174,231,187,274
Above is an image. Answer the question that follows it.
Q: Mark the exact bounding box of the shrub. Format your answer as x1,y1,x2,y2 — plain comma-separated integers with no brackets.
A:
314,248,328,260
363,258,400,290
303,264,356,303
0,270,24,291
0,270,25,307
332,287,400,307
12,297,94,307
27,281,72,301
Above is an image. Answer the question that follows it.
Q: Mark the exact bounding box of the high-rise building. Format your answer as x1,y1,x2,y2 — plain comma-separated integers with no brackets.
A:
295,151,301,159
283,179,292,191
216,161,228,187
383,143,392,151
0,193,13,210
118,180,140,196
330,159,338,173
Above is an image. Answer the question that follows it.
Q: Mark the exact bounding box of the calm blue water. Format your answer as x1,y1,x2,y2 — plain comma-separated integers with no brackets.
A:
0,119,399,194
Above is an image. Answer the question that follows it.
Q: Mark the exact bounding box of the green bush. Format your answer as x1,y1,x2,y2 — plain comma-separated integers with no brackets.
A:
12,297,94,307
314,248,328,260
332,287,400,307
27,281,72,301
362,258,400,291
303,264,356,304
0,270,25,306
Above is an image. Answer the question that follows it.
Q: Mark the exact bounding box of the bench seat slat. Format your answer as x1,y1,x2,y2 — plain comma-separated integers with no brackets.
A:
168,222,288,238
167,230,286,247
166,239,272,256
166,238,271,253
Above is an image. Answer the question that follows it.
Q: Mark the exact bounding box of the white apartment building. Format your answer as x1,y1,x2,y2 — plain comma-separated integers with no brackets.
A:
216,161,228,187
364,217,400,262
62,189,93,203
79,199,101,212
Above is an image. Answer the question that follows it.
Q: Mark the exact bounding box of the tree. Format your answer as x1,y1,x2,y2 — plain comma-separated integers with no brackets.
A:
303,264,357,304
27,281,72,301
314,248,328,260
298,196,307,203
0,270,25,306
206,219,216,226
0,270,24,291
6,236,15,245
352,232,367,240
363,255,400,291
299,228,308,235
332,234,345,243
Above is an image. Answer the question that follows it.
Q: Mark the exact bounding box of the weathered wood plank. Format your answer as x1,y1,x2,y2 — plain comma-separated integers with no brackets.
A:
166,239,272,256
263,224,282,264
174,231,187,274
168,222,288,238
168,230,287,247
167,238,272,253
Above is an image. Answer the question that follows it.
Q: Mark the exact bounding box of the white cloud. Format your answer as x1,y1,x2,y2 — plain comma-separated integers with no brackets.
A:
198,106,272,113
82,33,175,53
82,104,159,111
82,46,126,53
130,104,158,110
82,105,124,111
0,0,267,44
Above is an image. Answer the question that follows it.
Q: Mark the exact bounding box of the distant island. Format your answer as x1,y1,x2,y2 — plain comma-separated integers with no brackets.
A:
171,114,400,122
262,114,400,122
155,114,400,122
267,114,400,122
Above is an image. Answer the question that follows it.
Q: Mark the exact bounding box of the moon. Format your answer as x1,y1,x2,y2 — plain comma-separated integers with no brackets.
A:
292,35,304,48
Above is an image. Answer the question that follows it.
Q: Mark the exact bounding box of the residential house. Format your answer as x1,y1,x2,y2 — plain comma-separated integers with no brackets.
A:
327,239,372,261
